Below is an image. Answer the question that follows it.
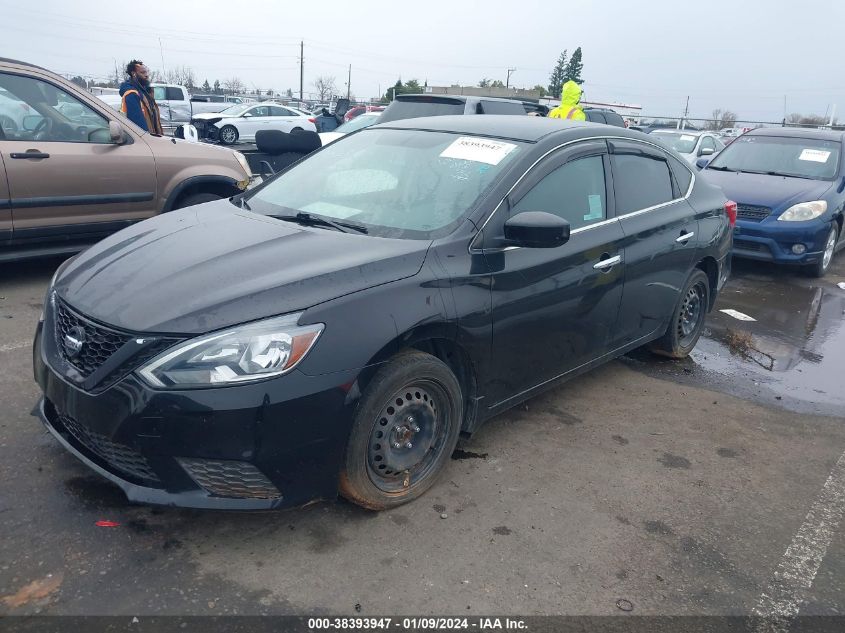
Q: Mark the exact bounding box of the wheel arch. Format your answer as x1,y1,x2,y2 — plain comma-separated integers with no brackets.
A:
162,175,241,212
695,256,718,311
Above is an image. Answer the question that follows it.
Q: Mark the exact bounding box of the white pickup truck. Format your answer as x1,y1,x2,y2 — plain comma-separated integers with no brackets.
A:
97,83,192,123
190,94,254,115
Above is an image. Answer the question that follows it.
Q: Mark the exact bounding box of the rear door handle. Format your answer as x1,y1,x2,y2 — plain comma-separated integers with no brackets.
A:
593,255,622,270
10,151,50,159
676,231,695,243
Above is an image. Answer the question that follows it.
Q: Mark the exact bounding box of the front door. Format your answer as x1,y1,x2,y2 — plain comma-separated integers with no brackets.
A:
608,139,699,346
0,71,157,243
239,105,271,138
0,153,10,242
480,141,626,407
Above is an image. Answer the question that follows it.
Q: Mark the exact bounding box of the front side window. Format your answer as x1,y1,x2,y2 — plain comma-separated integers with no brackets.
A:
700,136,716,152
612,153,675,214
248,129,524,239
511,155,607,231
0,72,109,143
248,106,270,117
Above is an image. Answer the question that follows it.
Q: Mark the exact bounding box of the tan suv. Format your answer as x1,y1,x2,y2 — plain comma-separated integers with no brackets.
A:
0,58,252,262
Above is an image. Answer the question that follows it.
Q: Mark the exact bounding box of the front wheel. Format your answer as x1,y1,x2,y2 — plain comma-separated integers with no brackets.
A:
339,351,463,510
218,124,238,145
807,224,839,278
650,269,710,359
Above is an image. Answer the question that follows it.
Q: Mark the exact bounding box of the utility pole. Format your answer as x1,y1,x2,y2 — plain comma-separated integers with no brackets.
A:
679,95,690,130
158,37,166,76
347,64,351,100
299,40,304,101
506,67,516,90
830,104,837,128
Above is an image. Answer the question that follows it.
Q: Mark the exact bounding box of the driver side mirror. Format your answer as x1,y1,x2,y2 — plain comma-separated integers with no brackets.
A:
695,157,712,170
699,146,715,157
504,212,570,248
109,120,125,144
243,113,253,118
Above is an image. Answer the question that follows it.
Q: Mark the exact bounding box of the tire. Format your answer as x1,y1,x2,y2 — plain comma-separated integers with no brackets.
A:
218,125,239,145
807,223,839,278
339,350,463,510
649,269,710,359
175,192,222,209
291,126,303,132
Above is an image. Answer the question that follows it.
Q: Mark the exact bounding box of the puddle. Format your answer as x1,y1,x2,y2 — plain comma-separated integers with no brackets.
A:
693,275,845,410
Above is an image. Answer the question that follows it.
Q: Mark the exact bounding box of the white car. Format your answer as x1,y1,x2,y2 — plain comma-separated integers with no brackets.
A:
318,111,383,146
650,130,726,166
191,102,316,145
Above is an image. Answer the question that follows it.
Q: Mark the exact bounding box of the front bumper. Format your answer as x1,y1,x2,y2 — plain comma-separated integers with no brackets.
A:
731,218,833,264
34,317,361,510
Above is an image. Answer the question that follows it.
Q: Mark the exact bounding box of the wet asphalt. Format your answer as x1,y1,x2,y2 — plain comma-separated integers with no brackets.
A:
1,254,844,618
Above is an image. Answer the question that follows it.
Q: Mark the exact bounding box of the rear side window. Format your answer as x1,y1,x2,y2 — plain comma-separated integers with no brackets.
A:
586,111,606,124
379,97,465,123
165,87,184,101
479,100,525,115
603,112,625,127
612,153,675,214
666,154,693,194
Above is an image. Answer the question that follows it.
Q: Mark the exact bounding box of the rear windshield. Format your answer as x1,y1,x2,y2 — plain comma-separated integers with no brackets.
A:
379,97,465,123
708,135,841,180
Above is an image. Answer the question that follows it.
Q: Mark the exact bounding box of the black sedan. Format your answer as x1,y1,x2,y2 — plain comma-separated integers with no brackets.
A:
34,116,733,511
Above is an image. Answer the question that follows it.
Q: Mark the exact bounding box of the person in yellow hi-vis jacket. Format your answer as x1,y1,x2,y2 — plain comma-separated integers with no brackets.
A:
119,60,163,135
548,80,586,121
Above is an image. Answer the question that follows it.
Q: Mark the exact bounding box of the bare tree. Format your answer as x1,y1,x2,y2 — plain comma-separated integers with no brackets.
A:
223,77,245,95
706,108,738,131
312,76,337,102
164,66,196,90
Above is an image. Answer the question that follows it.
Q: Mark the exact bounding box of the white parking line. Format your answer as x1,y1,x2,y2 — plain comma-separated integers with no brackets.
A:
720,308,757,322
0,341,29,353
753,449,845,632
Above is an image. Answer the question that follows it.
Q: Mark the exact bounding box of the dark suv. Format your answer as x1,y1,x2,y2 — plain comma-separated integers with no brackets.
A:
378,94,527,123
584,108,626,127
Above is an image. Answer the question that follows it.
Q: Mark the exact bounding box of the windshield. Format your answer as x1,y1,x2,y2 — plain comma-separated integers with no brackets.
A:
334,113,382,134
708,135,841,179
653,132,699,154
247,128,523,239
218,104,251,116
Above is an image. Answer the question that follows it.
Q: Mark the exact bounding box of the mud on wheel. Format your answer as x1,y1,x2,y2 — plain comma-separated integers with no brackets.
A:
339,350,463,510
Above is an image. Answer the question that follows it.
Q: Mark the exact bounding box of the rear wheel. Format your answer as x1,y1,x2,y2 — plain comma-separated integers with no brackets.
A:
649,269,710,359
218,125,238,145
339,351,463,510
807,224,839,278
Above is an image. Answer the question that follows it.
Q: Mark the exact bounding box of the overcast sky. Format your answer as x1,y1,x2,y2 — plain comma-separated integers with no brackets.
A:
3,0,843,122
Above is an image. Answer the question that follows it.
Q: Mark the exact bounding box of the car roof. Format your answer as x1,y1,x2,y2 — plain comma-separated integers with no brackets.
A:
746,127,845,142
0,57,49,72
375,115,645,143
652,129,707,136
395,93,528,104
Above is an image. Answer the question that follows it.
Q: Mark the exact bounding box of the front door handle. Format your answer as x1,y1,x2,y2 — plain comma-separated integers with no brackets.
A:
10,151,50,159
593,254,622,270
676,231,695,243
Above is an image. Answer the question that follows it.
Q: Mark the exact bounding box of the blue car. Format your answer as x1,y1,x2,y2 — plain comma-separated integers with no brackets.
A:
699,128,844,276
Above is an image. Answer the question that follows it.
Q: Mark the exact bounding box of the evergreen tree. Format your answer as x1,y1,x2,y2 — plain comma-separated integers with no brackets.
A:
563,47,584,84
213,79,221,94
201,79,211,93
548,50,568,97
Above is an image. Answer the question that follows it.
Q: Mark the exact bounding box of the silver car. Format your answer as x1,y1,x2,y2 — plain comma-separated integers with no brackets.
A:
651,130,725,166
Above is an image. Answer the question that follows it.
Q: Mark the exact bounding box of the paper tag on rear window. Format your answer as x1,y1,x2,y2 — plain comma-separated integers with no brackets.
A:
798,149,831,163
440,136,517,165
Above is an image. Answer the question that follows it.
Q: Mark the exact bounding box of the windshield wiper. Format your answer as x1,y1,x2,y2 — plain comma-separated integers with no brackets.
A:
741,170,815,180
706,165,737,172
235,196,251,210
270,212,368,234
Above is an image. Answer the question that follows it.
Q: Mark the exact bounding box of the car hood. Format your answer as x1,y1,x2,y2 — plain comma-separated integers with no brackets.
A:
703,169,833,212
191,112,237,123
54,201,429,334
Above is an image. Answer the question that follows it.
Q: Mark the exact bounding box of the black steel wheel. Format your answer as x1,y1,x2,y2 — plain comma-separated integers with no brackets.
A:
650,269,710,359
340,350,462,510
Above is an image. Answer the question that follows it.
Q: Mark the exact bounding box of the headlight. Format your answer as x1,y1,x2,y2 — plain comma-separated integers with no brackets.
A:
778,200,827,222
233,151,252,186
138,313,323,388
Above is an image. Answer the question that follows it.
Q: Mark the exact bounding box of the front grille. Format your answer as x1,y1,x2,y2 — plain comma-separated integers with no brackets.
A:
97,338,180,388
178,458,281,499
58,414,161,484
736,204,772,222
734,239,770,254
55,301,131,377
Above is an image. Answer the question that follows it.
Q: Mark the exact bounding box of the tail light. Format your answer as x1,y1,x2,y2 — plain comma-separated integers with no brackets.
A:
725,201,737,227
308,117,316,123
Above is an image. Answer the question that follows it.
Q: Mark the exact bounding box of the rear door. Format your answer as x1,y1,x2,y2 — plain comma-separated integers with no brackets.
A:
482,140,626,405
0,70,157,242
0,152,10,243
609,139,699,347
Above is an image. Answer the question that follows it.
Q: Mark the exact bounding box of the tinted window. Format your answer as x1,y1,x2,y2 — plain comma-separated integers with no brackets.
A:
586,111,606,124
269,106,294,116
612,153,675,214
512,156,607,230
666,153,693,194
379,97,465,123
603,112,625,127
479,100,525,115
165,87,184,101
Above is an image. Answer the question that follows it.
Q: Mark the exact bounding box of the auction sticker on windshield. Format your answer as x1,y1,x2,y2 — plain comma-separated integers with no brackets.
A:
681,134,696,142
440,136,517,165
799,149,831,163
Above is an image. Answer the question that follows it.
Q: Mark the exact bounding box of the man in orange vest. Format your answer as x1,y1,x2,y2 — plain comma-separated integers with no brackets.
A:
548,80,586,121
119,60,163,134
